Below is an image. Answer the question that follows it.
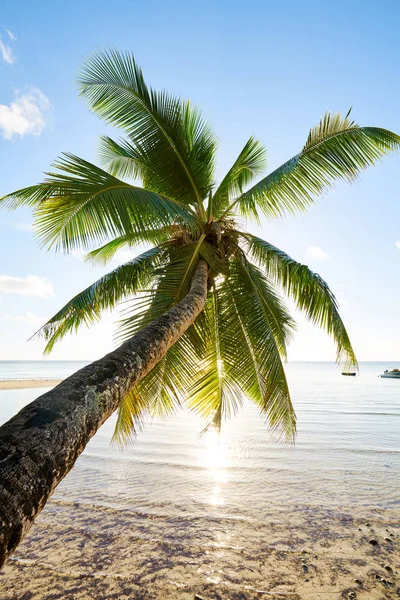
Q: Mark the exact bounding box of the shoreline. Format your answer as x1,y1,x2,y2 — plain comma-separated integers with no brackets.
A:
0,379,62,390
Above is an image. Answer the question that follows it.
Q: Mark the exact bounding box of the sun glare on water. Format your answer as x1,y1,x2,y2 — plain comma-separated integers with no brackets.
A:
200,428,228,506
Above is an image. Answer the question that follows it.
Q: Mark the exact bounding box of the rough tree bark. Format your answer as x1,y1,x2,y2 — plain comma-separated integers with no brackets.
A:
0,260,208,568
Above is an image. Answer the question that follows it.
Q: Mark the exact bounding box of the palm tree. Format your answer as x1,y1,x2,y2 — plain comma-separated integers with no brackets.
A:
0,50,398,567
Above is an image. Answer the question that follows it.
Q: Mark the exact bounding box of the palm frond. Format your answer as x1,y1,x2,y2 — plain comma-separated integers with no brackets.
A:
113,314,213,446
0,184,54,209
36,246,164,353
116,242,208,345
98,135,143,181
115,251,296,442
223,112,400,220
84,235,140,266
219,259,296,439
210,136,266,219
78,49,217,206
113,306,207,447
1,154,197,252
84,228,171,265
235,251,296,358
111,388,147,447
186,285,241,431
241,233,357,369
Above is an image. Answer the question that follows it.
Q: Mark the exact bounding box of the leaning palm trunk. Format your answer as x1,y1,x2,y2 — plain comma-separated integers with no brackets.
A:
0,261,208,568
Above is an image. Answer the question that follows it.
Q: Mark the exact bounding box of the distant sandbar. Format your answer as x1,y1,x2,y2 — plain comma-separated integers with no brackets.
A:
0,379,62,390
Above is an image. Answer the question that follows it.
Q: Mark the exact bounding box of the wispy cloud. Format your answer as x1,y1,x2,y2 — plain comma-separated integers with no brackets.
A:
13,221,33,231
0,275,53,299
0,35,14,64
395,241,400,251
6,29,17,41
0,89,50,140
306,246,328,260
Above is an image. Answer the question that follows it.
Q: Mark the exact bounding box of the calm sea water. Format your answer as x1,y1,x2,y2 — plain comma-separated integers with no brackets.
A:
0,360,90,380
0,360,398,516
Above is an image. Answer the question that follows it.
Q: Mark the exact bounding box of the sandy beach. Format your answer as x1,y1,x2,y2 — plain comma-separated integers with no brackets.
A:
0,500,398,599
0,379,62,390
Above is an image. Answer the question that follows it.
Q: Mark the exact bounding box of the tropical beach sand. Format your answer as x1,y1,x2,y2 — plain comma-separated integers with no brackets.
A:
0,500,398,599
0,379,62,390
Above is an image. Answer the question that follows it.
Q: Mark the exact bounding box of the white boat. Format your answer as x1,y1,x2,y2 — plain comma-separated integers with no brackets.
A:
380,369,400,379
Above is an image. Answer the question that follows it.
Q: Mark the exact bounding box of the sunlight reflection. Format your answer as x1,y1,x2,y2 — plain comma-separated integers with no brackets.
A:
210,484,224,506
201,428,228,505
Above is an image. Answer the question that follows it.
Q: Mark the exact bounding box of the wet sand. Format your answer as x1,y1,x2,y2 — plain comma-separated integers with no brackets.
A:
0,499,398,599
0,379,62,390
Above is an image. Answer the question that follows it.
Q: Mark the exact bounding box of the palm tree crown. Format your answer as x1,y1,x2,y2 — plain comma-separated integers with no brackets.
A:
2,50,399,445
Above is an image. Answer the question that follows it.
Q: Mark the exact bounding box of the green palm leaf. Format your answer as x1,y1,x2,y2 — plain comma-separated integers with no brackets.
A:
35,246,164,354
98,135,144,181
113,255,212,446
84,228,171,265
186,285,241,430
222,111,400,220
111,388,147,447
235,252,296,358
210,136,266,219
78,49,217,208
240,232,357,369
219,259,296,439
1,154,196,252
112,333,199,447
116,242,209,348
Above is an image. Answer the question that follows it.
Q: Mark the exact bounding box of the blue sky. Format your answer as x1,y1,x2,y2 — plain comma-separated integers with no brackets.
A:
0,0,399,361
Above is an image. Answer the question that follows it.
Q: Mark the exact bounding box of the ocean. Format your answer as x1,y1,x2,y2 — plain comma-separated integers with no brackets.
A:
0,360,91,381
0,360,399,598
0,360,398,511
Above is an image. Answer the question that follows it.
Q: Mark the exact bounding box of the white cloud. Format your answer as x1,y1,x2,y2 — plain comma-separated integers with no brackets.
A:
395,241,400,251
306,246,328,260
0,36,14,64
0,275,53,299
0,89,50,140
6,29,17,41
13,221,33,231
1,312,44,328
